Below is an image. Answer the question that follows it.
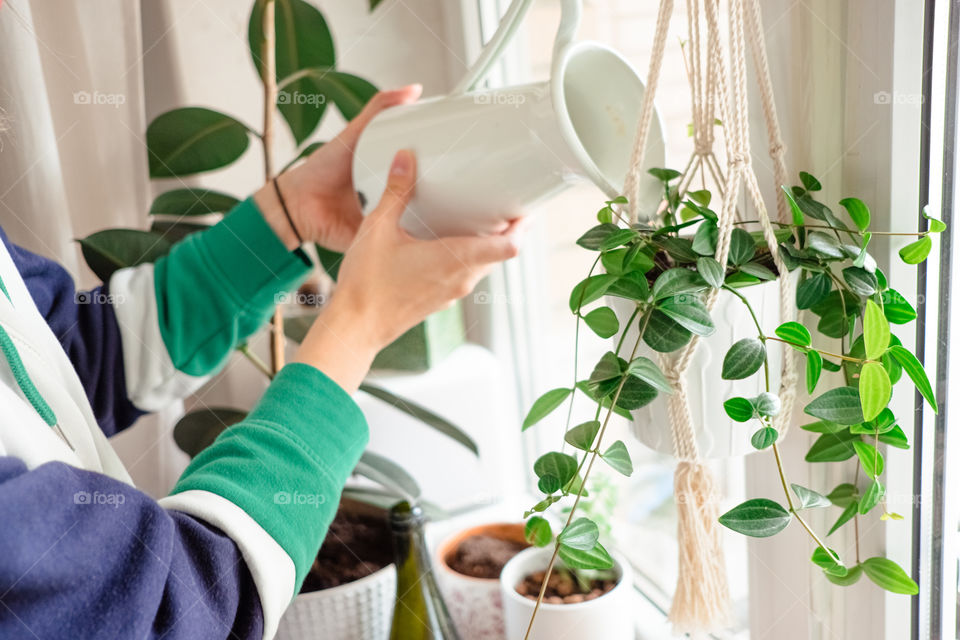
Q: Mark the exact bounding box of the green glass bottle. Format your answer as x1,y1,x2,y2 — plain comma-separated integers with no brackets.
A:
389,501,461,640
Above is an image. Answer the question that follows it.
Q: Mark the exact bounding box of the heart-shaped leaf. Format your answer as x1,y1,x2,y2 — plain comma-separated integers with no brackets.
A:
522,388,572,431
719,498,792,538
721,338,766,380
804,387,864,425
147,108,251,177
524,516,552,547
601,440,633,476
558,517,600,551
792,484,832,509
564,421,600,451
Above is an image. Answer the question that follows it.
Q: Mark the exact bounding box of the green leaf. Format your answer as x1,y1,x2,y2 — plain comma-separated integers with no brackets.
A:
692,220,718,255
751,426,778,450
652,268,708,300
724,397,755,422
589,352,621,385
718,498,792,538
829,501,859,535
827,483,859,507
801,420,847,434
358,383,479,455
842,266,878,296
792,484,832,509
888,345,938,412
807,350,824,394
577,223,620,250
583,307,620,338
614,376,658,410
564,421,600,451
626,357,673,393
775,321,812,347
533,452,578,487
878,425,910,449
569,274,619,312
648,167,681,183
806,430,860,462
853,440,884,477
658,296,715,336
77,230,173,282
899,235,932,264
861,557,918,595
688,189,712,205
804,387,864,425
796,272,833,310
863,300,891,361
601,440,633,476
807,231,845,259
557,542,615,570
721,338,766,380
643,310,693,352
782,186,806,226
859,362,891,422
150,220,210,244
659,237,699,263
838,197,871,232
296,70,377,122
728,228,757,265
524,517,552,547
923,207,947,233
524,495,562,517
558,518,600,551
826,564,864,586
859,479,885,514
697,257,724,288
754,392,782,417
538,475,561,493
811,546,847,577
146,108,251,178
522,388,572,430
606,271,650,302
739,262,777,280
249,0,336,143
355,451,421,501
173,407,246,457
599,228,638,251
149,188,240,216
799,171,822,192
881,289,917,324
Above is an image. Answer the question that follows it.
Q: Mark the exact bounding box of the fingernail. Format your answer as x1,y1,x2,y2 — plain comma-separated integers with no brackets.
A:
390,150,412,176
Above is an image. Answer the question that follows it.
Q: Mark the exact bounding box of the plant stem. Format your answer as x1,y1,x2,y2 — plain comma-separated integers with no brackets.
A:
524,309,652,640
239,344,274,380
260,0,285,375
764,336,869,363
733,219,927,237
562,255,602,447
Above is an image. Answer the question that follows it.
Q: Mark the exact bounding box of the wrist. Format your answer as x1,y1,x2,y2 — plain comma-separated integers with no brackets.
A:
253,175,308,251
292,296,380,393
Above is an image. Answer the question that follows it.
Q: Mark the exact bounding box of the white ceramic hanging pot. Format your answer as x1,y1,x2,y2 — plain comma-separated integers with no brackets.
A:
353,0,665,239
608,280,783,459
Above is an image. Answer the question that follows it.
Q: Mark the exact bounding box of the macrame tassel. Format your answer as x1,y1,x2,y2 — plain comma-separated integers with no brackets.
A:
668,460,731,634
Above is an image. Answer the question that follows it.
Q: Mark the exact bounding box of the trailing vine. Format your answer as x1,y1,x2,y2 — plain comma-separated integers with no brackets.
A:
520,169,941,633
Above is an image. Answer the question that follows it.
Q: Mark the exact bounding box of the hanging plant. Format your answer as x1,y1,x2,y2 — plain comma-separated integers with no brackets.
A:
519,168,941,634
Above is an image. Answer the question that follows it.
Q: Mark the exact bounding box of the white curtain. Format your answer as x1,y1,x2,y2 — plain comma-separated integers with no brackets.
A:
0,0,182,497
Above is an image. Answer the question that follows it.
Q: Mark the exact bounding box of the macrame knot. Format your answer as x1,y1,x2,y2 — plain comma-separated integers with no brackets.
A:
728,152,749,167
769,141,786,157
694,139,713,156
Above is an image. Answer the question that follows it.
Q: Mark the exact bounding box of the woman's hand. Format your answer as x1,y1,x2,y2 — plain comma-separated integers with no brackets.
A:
293,150,522,392
255,85,423,251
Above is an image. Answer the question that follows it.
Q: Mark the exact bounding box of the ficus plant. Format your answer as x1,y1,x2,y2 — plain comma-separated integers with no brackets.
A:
519,167,941,625
75,0,471,504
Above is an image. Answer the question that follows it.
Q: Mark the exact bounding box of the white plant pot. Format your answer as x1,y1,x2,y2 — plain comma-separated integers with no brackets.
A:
499,547,634,640
608,278,783,459
275,564,397,640
434,523,528,640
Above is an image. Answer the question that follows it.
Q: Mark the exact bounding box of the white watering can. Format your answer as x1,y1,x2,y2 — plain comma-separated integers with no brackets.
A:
353,0,665,238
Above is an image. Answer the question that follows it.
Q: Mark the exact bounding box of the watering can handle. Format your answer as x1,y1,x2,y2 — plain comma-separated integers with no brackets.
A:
451,0,582,95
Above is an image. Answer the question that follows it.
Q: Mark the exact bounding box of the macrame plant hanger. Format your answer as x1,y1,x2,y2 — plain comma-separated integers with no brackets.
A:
620,0,799,634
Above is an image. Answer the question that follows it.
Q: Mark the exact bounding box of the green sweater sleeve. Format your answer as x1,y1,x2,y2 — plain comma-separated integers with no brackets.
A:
153,197,313,377
170,363,369,588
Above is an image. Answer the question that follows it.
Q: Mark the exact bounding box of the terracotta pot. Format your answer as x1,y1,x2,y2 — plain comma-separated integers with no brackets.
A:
434,522,528,640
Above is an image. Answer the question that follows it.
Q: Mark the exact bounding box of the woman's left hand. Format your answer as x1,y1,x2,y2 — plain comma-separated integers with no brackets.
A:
255,84,422,251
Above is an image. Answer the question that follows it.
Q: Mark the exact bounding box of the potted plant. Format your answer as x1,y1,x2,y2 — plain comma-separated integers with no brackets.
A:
432,522,528,639
517,166,940,633
499,545,634,640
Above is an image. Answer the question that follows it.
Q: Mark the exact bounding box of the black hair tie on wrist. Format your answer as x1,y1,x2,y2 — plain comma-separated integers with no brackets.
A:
272,177,304,245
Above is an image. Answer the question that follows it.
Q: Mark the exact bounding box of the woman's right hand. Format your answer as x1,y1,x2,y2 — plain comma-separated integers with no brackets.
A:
293,150,521,392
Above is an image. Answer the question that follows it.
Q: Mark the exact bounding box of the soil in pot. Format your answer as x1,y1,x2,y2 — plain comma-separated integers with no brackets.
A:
446,533,528,579
300,506,392,592
514,569,616,605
